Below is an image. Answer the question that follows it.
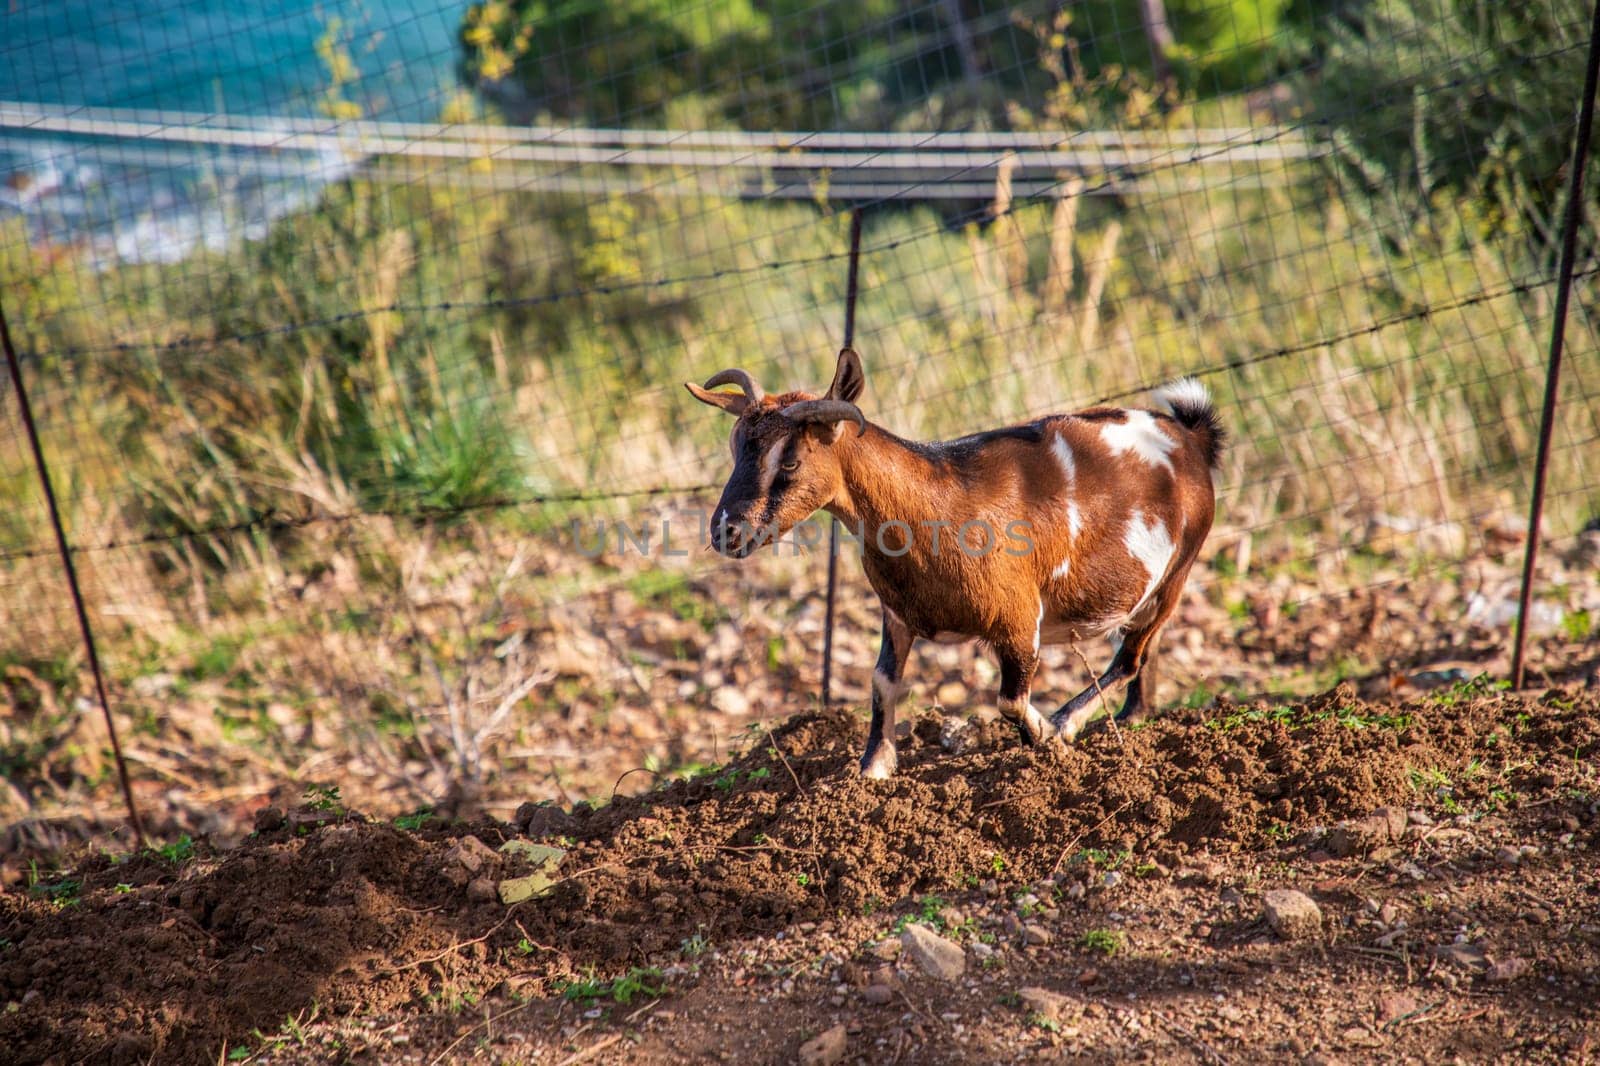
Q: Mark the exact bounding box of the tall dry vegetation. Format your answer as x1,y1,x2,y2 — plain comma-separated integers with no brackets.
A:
1,0,1596,821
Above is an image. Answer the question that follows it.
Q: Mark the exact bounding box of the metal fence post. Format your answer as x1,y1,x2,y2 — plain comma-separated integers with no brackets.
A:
1510,0,1600,690
821,208,865,709
0,297,146,846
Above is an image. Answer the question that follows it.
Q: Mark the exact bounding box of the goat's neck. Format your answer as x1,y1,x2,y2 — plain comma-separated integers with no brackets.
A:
825,426,954,535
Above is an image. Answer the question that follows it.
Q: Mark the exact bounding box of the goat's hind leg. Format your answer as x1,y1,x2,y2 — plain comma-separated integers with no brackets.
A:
1116,639,1161,725
860,609,913,779
1050,642,1141,740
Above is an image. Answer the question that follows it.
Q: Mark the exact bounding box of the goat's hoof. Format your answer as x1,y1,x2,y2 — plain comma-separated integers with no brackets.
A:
859,745,898,780
1053,717,1086,743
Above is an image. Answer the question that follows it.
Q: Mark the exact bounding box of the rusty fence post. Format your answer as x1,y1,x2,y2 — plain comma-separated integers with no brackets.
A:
1511,0,1600,689
0,296,146,846
821,208,865,709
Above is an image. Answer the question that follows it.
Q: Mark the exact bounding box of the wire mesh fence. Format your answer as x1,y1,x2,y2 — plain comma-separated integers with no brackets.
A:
1,0,1597,831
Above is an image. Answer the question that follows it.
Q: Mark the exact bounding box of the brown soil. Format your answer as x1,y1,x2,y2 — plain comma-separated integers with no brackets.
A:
3,683,1598,1064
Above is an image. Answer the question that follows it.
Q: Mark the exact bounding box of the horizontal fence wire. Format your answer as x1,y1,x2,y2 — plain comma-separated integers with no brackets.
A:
0,259,1593,563
2,0,1598,825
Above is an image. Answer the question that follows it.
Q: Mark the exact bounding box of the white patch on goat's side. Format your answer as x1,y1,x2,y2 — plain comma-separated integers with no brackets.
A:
1051,435,1076,485
1033,603,1043,653
758,437,788,494
1046,434,1082,581
1124,509,1176,612
1150,377,1211,417
1099,410,1178,472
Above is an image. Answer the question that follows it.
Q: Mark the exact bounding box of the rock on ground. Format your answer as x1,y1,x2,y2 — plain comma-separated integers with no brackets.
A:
1018,987,1074,1023
797,1023,848,1066
1263,889,1323,940
900,923,966,981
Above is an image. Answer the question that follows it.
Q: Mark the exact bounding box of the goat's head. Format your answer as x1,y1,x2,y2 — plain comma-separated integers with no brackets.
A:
686,348,867,557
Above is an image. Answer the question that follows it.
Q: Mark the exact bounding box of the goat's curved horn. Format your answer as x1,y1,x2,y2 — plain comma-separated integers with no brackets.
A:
780,399,867,437
702,369,764,403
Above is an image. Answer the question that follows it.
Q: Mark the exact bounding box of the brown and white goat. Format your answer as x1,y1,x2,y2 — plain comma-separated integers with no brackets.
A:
687,349,1224,779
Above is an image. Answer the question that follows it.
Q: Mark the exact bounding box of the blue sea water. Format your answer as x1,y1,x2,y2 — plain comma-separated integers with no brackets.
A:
0,0,470,261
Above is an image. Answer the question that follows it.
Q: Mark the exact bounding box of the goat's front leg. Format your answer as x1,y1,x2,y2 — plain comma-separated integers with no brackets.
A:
996,642,1054,748
860,608,913,779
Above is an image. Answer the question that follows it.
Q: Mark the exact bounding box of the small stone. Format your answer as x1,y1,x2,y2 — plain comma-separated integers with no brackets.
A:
1376,992,1419,1024
1328,819,1381,857
1432,942,1488,971
497,870,560,904
870,938,902,962
1022,923,1053,946
1408,809,1434,827
901,924,966,981
710,688,751,717
1018,987,1073,1023
1486,957,1529,983
445,836,498,875
970,942,994,960
798,1024,848,1066
1495,846,1521,867
1372,807,1409,840
1262,889,1322,940
1066,882,1086,901
1102,871,1122,889
1077,967,1101,986
465,877,497,903
862,984,894,1005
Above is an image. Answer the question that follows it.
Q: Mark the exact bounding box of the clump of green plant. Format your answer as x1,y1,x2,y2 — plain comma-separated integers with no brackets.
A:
1562,608,1592,642
1429,674,1511,708
393,808,433,830
892,894,949,934
29,876,82,906
1079,928,1124,956
556,966,665,1006
1408,766,1463,814
154,835,196,864
1072,848,1131,871
302,784,344,813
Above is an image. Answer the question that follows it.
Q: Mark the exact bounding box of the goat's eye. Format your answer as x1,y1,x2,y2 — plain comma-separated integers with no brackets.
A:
780,460,800,473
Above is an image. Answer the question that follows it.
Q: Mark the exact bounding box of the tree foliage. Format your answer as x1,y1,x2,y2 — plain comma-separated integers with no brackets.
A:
1300,0,1597,257
457,0,1307,131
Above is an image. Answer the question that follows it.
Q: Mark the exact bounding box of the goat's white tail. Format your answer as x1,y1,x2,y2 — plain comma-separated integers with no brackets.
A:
1151,377,1226,470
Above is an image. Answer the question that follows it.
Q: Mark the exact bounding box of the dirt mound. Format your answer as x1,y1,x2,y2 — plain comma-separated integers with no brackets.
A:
525,682,1596,953
2,684,1596,1063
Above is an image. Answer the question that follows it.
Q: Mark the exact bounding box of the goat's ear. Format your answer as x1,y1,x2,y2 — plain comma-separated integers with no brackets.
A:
827,347,865,403
685,382,749,416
